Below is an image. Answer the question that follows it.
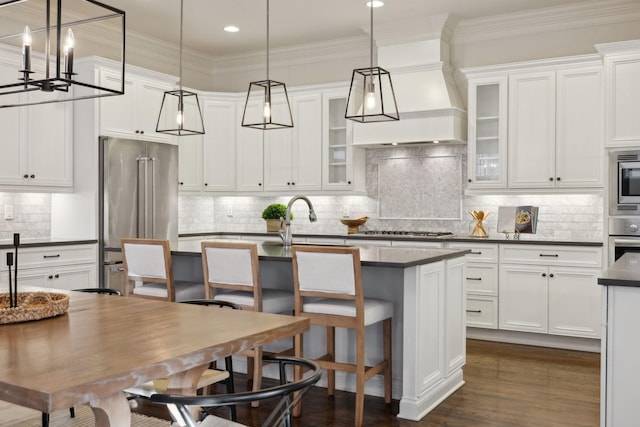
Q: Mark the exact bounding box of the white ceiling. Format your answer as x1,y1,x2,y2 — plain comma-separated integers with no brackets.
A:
106,0,596,59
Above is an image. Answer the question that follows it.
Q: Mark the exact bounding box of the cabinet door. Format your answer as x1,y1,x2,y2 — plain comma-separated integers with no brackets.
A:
508,71,556,188
99,69,136,138
178,136,203,191
548,267,601,338
202,100,236,192
136,78,174,143
499,264,548,333
0,62,26,185
603,52,640,147
291,94,322,191
26,98,73,187
467,76,508,188
555,67,603,188
236,102,264,192
263,121,293,191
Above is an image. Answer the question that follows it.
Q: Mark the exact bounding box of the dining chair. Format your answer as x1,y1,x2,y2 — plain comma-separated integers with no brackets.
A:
126,299,240,422
291,245,393,427
121,238,204,302
201,240,295,403
41,288,123,427
150,355,322,427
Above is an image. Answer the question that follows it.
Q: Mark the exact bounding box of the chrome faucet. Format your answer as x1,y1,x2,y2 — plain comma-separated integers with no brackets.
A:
279,195,317,247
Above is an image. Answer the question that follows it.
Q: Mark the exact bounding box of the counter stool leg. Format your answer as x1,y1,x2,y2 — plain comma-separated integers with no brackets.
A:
384,318,392,404
327,326,335,396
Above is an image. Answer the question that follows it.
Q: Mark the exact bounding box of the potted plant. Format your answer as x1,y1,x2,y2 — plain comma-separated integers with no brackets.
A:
261,203,292,232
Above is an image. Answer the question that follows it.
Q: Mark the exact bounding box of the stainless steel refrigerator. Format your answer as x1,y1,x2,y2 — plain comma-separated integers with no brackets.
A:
98,136,179,292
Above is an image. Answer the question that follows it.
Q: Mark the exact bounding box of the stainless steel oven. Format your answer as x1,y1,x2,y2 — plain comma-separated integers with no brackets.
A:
610,150,640,215
608,217,640,265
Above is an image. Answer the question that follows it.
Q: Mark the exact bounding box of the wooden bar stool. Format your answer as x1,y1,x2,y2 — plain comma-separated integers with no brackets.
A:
291,245,392,427
201,240,295,403
121,238,204,302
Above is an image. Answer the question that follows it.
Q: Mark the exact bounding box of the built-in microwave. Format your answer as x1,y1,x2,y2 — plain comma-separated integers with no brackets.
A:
610,150,640,215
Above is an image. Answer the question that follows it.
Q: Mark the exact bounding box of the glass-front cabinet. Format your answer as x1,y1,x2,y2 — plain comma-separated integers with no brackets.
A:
322,89,365,192
466,76,508,189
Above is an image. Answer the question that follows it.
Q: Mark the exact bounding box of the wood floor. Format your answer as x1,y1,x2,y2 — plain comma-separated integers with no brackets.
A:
136,338,601,427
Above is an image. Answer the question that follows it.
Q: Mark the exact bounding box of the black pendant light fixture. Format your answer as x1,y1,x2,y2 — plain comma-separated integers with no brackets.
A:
345,1,399,123
156,0,204,136
241,0,293,130
0,0,125,109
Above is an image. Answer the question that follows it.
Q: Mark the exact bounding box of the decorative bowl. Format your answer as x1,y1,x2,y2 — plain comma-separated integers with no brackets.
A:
340,216,369,234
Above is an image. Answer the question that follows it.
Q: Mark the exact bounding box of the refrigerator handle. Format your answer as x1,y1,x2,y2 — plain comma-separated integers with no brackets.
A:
137,155,148,238
150,156,156,238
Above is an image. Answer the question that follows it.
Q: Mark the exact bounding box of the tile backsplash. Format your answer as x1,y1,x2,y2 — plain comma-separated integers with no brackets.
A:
0,193,51,240
179,144,604,242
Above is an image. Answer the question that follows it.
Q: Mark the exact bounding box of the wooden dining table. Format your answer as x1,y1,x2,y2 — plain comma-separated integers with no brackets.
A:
0,288,309,426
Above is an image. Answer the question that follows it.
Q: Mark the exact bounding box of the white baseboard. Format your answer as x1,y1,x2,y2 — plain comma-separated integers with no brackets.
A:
467,327,601,353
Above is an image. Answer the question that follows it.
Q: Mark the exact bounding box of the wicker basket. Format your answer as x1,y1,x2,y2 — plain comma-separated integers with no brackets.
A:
0,292,70,325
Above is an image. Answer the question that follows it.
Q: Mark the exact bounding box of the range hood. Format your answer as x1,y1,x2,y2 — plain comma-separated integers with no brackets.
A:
352,15,467,146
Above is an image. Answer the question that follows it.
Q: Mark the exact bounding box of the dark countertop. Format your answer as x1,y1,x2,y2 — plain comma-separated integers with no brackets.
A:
171,240,470,268
0,238,98,250
180,232,603,247
598,253,640,287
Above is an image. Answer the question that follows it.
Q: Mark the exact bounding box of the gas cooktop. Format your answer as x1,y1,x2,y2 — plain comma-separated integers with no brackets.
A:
360,230,454,237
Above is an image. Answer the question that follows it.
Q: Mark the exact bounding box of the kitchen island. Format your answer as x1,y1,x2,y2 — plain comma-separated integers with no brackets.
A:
598,253,640,427
171,240,469,421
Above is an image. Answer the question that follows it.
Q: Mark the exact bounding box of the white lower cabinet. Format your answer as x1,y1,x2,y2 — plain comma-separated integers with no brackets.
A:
0,244,98,291
447,242,499,329
499,244,601,338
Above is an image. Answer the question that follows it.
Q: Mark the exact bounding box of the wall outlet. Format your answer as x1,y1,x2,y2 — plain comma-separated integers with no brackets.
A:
342,207,350,218
226,206,233,217
4,205,14,220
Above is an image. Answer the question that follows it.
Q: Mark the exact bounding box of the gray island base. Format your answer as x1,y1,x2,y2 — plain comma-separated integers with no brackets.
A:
172,240,469,421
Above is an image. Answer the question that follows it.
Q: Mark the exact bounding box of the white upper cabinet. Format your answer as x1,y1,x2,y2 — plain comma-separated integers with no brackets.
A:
555,66,603,187
236,100,265,192
202,99,236,192
599,41,640,148
466,76,508,188
322,90,365,192
178,135,203,191
508,70,557,188
464,56,603,191
0,59,73,188
99,68,174,143
264,93,322,192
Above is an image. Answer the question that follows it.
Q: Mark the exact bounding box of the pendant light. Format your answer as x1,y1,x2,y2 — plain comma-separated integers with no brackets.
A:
345,1,399,123
241,0,293,130
156,0,204,136
0,0,125,109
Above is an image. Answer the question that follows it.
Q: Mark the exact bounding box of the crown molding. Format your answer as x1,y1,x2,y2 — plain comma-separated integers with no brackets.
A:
453,0,640,44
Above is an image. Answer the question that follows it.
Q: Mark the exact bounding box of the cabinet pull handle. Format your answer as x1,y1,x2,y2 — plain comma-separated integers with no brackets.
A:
539,254,559,258
466,309,482,313
468,179,472,183
258,182,262,186
470,251,482,255
347,180,352,184
23,174,29,179
542,273,547,277
466,277,482,281
43,254,61,259
549,177,554,181
549,273,554,278
204,183,208,186
48,275,53,279
556,177,561,181
30,174,35,179
54,274,59,278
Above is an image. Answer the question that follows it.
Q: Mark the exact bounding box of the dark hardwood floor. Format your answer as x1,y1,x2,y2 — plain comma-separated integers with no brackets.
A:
135,339,600,426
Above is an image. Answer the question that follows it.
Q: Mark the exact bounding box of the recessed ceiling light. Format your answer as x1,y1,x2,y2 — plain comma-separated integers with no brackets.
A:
366,1,384,7
224,25,239,33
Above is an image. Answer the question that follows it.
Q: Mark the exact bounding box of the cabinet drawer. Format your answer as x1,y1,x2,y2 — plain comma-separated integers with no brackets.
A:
499,244,602,267
391,240,442,249
447,242,498,263
466,296,498,329
465,264,498,295
0,244,97,270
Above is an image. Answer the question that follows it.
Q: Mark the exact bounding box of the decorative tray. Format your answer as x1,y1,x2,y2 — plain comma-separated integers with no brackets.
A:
0,292,70,325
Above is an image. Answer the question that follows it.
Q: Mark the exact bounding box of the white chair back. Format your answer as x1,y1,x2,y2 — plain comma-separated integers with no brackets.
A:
294,249,357,295
123,242,168,280
204,246,255,287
